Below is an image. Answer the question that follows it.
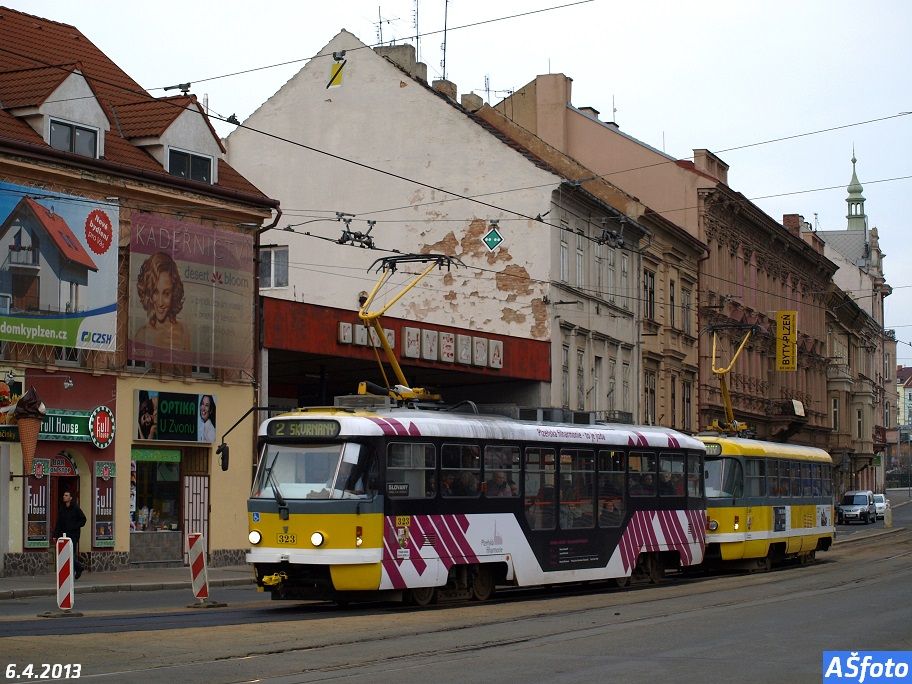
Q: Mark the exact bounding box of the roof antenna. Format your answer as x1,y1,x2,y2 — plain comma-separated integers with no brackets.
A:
441,0,449,80
413,0,420,62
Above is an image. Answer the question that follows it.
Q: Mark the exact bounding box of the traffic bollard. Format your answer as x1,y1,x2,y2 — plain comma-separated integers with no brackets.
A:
187,532,225,608
38,534,83,618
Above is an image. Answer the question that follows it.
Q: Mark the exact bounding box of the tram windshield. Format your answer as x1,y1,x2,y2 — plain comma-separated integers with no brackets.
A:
251,442,371,500
704,457,743,498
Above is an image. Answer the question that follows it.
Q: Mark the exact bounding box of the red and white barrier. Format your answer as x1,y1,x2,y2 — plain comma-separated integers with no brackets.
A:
188,532,209,601
56,535,74,610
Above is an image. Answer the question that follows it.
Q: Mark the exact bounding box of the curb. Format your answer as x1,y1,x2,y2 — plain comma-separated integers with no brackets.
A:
0,576,254,601
833,526,905,545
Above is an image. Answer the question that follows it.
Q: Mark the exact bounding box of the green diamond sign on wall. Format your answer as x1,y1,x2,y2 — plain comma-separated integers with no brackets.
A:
482,226,504,252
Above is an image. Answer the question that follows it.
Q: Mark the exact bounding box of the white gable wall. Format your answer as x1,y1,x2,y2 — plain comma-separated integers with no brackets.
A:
155,108,221,183
226,31,559,342
37,73,109,156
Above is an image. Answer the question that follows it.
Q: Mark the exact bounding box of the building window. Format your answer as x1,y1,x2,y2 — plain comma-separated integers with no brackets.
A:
54,346,80,364
683,380,693,431
595,244,604,295
577,349,585,410
259,246,289,288
645,370,656,425
669,280,676,329
576,234,585,288
607,358,616,410
856,408,863,440
49,120,98,158
560,238,569,283
682,288,692,335
670,374,677,429
643,269,656,321
169,149,212,183
132,457,180,531
593,356,602,412
620,254,630,309
622,362,630,412
561,344,570,408
607,251,616,303
831,397,839,431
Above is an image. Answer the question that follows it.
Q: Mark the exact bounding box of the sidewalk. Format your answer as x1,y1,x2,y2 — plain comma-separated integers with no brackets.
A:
0,563,254,601
3,522,906,601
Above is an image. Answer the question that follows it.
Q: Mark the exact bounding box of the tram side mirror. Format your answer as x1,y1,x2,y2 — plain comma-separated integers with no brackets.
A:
216,442,229,471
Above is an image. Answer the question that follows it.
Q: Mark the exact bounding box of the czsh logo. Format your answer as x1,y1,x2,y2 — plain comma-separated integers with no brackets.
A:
80,330,113,345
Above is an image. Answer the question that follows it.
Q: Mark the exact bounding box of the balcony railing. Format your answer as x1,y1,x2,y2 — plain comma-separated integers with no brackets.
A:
826,363,852,380
598,410,634,424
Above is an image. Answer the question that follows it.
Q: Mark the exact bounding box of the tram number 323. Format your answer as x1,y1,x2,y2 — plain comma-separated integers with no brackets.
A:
277,533,297,544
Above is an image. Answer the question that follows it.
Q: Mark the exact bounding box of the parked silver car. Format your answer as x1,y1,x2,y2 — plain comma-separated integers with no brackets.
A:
873,493,890,520
836,490,876,525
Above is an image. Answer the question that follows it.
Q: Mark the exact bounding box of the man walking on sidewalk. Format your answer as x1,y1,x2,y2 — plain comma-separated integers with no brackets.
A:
53,490,87,579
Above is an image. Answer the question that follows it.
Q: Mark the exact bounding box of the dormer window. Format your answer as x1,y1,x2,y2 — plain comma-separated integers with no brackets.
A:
169,148,212,183
49,119,98,158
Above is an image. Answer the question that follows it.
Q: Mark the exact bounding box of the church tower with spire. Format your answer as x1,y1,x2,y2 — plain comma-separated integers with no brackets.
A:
846,151,867,232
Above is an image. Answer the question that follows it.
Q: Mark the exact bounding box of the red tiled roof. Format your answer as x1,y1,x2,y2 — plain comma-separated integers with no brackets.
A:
115,96,192,139
0,7,269,203
20,197,98,271
0,109,44,144
115,95,226,153
0,64,72,108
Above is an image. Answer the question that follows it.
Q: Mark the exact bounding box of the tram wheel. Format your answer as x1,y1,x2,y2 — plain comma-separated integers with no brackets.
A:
752,556,772,573
408,586,437,607
614,575,630,588
471,565,495,602
647,555,664,584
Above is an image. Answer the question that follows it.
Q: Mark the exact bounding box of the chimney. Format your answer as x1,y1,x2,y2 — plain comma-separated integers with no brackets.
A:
461,93,483,112
374,44,428,82
579,106,600,121
692,149,729,184
782,214,802,236
432,79,457,102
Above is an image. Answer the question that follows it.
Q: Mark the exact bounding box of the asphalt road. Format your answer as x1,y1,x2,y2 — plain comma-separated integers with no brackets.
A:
1,494,908,683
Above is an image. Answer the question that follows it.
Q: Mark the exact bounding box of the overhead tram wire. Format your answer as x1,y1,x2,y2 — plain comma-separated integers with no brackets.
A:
3,54,911,294
3,44,909,251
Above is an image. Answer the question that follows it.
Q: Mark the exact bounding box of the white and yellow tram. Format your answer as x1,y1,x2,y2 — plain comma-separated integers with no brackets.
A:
701,436,835,570
245,404,707,605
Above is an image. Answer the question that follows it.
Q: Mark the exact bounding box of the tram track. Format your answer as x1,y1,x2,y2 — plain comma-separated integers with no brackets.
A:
15,536,905,683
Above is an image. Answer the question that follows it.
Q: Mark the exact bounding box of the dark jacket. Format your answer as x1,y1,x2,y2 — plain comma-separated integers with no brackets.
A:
54,502,87,541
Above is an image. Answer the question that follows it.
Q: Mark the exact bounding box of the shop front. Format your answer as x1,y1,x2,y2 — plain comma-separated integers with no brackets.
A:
129,388,215,566
1,373,118,576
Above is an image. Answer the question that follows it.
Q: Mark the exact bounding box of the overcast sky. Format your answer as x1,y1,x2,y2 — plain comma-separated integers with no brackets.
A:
9,0,912,357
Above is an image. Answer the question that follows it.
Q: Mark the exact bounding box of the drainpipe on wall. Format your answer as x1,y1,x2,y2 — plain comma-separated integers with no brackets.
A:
252,207,283,467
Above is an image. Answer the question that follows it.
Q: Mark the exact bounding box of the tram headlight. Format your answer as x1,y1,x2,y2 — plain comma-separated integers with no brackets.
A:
248,530,262,545
355,525,363,547
707,519,719,532
310,531,325,547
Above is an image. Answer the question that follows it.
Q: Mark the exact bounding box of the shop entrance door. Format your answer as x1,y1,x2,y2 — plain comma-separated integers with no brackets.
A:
51,475,80,537
182,475,209,564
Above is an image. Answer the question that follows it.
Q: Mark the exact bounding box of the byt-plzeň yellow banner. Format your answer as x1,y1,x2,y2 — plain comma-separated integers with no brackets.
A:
776,310,797,371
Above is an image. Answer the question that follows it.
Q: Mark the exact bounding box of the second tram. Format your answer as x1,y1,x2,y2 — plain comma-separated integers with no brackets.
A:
245,402,707,605
701,435,835,571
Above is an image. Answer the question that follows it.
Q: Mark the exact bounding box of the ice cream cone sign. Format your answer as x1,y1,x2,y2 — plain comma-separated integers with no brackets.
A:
14,386,46,476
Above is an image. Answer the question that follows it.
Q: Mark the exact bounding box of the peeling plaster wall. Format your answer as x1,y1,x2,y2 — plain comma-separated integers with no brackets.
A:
227,31,558,342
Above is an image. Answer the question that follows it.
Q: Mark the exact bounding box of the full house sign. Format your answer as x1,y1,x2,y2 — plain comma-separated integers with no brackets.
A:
0,406,116,449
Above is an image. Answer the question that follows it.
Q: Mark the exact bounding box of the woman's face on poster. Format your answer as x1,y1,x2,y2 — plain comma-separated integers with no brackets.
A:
151,271,174,323
200,395,212,421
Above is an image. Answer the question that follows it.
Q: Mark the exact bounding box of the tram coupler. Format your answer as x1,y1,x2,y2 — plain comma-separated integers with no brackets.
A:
261,572,288,587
